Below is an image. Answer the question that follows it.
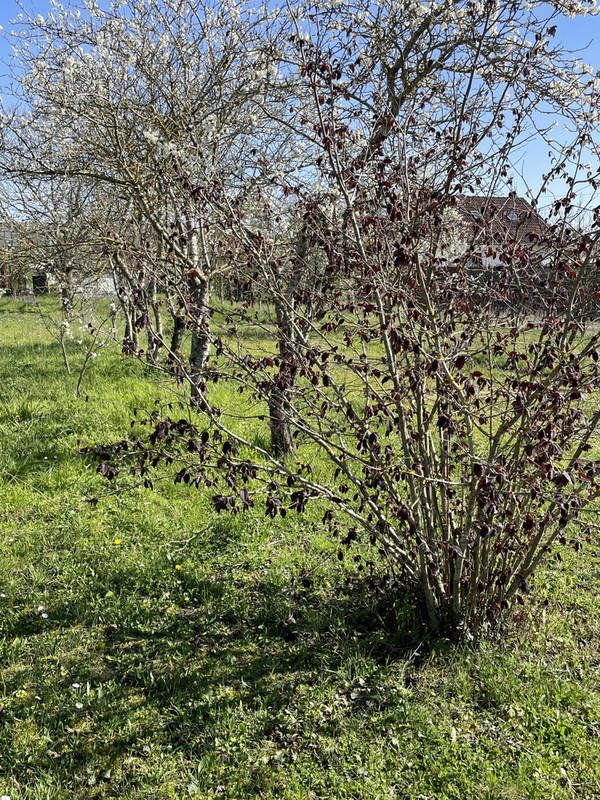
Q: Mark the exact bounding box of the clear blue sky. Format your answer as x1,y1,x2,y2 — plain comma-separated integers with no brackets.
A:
0,1,599,205
0,0,54,33
0,0,54,86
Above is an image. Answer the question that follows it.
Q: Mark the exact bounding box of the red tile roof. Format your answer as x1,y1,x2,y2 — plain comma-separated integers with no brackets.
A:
457,195,548,245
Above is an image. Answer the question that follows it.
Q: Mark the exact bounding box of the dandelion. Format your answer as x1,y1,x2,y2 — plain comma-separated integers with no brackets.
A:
175,564,182,570
114,538,122,545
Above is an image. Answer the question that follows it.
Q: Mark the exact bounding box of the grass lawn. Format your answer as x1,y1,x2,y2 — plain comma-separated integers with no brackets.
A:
1,296,600,799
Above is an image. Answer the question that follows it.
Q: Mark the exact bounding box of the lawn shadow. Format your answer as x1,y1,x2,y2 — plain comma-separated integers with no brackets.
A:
0,563,430,793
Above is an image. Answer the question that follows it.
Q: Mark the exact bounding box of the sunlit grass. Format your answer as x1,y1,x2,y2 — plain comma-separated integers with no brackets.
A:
1,296,599,799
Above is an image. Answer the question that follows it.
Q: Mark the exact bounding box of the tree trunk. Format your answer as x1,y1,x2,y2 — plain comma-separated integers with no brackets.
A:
185,220,212,407
189,277,210,407
146,277,163,364
169,313,185,358
110,257,138,355
269,325,297,458
268,227,310,456
123,302,139,354
61,269,75,318
268,380,295,457
59,326,71,375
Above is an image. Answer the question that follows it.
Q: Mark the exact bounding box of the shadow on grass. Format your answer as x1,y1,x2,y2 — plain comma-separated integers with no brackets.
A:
0,562,428,791
0,297,42,314
0,393,92,479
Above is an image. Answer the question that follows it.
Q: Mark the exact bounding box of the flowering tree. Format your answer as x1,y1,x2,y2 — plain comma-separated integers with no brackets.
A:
0,175,105,316
1,0,290,398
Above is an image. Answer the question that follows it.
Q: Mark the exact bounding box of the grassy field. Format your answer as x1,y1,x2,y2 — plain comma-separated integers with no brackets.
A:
1,296,600,799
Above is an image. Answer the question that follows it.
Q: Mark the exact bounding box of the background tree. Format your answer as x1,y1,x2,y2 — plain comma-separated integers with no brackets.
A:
0,176,105,317
1,0,289,398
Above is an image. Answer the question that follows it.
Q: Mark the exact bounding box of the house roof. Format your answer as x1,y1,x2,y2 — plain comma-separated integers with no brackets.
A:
457,195,548,245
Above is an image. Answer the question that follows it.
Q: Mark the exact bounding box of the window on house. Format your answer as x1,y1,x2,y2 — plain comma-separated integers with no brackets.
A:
470,210,483,220
507,211,519,222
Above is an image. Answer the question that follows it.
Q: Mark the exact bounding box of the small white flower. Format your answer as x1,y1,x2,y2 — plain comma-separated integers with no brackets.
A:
41,613,48,619
37,605,45,612
72,682,81,688
75,702,83,709
1,794,12,800
143,129,160,144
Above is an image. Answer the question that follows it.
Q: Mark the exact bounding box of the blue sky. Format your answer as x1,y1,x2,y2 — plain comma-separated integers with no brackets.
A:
0,0,55,86
0,1,599,206
0,0,54,34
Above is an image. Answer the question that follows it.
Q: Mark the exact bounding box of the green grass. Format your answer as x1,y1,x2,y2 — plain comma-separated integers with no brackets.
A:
1,296,600,799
